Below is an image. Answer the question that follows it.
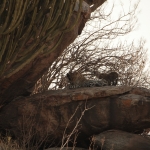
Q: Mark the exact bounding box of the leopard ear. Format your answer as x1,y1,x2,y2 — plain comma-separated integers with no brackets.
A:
66,73,69,77
66,73,71,80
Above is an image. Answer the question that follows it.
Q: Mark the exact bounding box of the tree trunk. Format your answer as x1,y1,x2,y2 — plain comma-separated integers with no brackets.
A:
0,0,106,105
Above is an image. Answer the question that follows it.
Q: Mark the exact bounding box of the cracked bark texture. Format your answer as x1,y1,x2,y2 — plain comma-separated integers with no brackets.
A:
0,0,106,105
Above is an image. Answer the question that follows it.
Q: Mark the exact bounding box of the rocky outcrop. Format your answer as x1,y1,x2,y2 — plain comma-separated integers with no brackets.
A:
0,86,150,149
92,130,150,150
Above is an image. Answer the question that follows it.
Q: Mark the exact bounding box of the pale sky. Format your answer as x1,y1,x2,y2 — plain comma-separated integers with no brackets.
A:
108,0,150,52
134,0,150,49
107,0,150,46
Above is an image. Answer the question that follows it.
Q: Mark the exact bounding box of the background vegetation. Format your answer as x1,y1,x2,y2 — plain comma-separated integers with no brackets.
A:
33,2,150,93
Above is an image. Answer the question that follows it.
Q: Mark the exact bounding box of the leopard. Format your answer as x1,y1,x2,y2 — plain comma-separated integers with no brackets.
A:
93,71,118,86
66,71,108,89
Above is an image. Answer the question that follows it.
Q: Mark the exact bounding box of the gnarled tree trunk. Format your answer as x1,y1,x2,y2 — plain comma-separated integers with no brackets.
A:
0,0,105,105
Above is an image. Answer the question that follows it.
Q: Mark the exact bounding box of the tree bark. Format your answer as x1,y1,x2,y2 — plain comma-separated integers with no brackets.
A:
0,0,106,105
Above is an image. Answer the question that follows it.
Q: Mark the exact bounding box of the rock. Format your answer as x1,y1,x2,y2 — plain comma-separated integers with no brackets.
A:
44,147,88,150
0,86,150,148
130,87,150,96
92,130,150,150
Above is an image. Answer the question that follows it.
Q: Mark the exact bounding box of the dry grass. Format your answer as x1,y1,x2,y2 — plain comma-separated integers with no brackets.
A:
0,136,22,150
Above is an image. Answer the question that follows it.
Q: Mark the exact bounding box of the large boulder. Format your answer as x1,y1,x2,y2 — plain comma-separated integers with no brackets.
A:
92,130,150,150
0,86,150,148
